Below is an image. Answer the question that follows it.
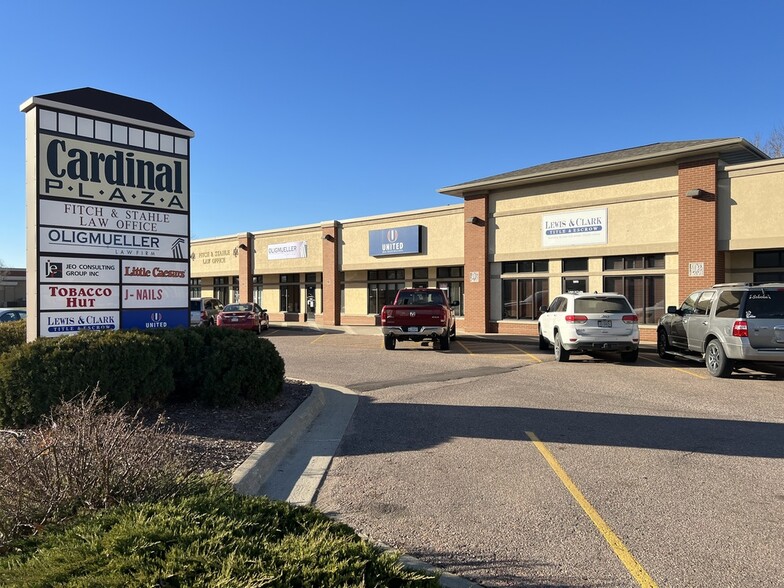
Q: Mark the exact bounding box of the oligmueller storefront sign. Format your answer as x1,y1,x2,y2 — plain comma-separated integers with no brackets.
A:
268,241,308,260
21,88,194,339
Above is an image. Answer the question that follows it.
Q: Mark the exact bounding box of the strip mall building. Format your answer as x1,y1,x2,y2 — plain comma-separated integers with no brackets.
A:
190,139,784,342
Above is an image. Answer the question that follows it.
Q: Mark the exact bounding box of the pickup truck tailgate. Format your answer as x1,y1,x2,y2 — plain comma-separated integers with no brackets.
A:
384,305,444,326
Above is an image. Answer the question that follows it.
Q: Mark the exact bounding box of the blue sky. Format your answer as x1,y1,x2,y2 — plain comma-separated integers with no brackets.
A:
2,0,784,268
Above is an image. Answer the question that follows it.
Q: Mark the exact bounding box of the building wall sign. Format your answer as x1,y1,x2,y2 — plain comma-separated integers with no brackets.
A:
21,89,194,340
268,241,308,260
542,208,608,248
369,225,423,256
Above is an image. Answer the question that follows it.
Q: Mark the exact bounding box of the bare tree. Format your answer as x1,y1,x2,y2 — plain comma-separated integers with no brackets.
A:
753,125,784,158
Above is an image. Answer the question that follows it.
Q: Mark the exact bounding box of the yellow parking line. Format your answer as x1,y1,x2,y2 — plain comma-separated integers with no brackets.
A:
642,356,707,380
526,431,659,588
264,329,280,336
455,340,473,354
309,333,328,345
509,343,543,363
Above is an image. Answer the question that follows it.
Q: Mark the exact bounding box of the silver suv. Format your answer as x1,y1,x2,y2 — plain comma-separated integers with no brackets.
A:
538,292,640,363
189,297,223,327
657,283,784,377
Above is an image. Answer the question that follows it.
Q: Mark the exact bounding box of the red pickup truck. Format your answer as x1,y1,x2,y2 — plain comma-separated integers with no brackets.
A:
381,288,458,350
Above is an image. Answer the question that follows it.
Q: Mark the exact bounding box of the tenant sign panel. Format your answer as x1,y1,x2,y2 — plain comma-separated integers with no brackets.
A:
21,88,195,340
369,225,423,256
541,208,608,248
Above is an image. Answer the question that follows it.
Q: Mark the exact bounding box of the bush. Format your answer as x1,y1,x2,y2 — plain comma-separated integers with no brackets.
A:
0,319,26,356
149,327,285,406
0,389,192,547
0,330,173,428
0,476,440,587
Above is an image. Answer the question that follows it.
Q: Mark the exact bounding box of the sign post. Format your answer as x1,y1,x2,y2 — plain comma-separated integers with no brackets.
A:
21,88,194,340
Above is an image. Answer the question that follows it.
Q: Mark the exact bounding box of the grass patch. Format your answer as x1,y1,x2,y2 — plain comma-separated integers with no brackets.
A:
0,476,439,587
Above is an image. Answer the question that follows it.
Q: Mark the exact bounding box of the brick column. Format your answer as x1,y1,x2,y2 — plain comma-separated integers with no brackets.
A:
237,232,253,303
678,159,723,301
463,192,489,333
321,221,340,326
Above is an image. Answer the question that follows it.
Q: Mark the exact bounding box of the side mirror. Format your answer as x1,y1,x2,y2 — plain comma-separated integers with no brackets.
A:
539,305,549,313
667,305,678,314
450,300,459,307
261,309,267,313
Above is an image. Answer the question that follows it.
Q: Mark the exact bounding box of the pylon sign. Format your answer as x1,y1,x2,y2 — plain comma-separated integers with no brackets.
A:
21,88,194,340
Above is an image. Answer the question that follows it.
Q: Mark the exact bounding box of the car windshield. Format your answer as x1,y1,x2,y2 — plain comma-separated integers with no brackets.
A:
574,297,632,314
189,300,201,311
224,304,253,312
743,289,784,319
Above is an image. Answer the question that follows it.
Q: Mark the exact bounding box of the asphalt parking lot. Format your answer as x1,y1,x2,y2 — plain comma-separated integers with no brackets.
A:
262,326,784,588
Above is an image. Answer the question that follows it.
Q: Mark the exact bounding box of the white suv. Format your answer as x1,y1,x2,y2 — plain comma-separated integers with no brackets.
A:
538,292,640,362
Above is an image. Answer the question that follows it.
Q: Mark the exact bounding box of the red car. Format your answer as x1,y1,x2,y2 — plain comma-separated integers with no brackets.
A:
216,303,269,333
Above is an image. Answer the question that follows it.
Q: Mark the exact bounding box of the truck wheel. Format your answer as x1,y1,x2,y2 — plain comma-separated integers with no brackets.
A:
438,333,450,350
538,328,549,350
657,329,673,360
705,339,733,377
554,333,570,362
384,336,396,350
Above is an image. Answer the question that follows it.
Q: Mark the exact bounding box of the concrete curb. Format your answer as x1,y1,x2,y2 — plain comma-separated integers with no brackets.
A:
231,383,327,495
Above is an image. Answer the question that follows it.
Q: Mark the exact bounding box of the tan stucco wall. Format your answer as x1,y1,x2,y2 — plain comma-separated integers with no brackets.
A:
190,236,242,278
719,159,784,250
251,225,323,274
339,205,464,271
490,164,679,260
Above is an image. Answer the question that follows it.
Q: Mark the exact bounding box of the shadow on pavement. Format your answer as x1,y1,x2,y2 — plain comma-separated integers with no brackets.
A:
337,397,784,459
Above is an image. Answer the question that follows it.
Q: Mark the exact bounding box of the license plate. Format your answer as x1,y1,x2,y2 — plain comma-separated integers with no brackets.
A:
231,318,239,323
407,326,419,332
598,319,612,328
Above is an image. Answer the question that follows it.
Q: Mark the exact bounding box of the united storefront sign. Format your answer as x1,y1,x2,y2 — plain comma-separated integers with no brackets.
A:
21,88,194,340
369,225,422,256
542,208,608,248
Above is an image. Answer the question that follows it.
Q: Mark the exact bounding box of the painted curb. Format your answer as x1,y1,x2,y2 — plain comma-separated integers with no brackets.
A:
231,383,326,495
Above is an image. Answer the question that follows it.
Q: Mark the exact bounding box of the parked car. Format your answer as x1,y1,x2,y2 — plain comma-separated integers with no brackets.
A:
0,308,26,323
216,302,269,333
189,297,223,327
657,282,784,377
538,292,640,362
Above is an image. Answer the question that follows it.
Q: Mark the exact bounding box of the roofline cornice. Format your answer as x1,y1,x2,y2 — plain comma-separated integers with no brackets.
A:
439,139,765,197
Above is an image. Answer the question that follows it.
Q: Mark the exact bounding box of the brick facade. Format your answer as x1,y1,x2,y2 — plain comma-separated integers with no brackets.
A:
237,232,253,303
463,193,489,332
320,222,340,326
677,159,723,301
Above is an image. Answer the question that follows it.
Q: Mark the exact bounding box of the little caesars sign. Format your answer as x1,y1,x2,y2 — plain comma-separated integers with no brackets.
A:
21,88,194,340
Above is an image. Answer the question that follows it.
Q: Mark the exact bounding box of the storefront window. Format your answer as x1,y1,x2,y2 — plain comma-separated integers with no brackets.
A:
232,277,240,303
413,267,429,288
252,275,263,307
603,274,664,324
501,260,548,273
502,278,549,320
280,274,300,313
213,277,230,306
754,250,784,282
189,278,202,299
562,258,588,272
437,266,464,316
368,269,404,314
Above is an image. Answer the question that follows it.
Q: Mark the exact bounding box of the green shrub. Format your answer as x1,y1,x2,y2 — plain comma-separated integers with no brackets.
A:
0,477,439,587
0,319,26,355
197,328,285,406
0,330,173,428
